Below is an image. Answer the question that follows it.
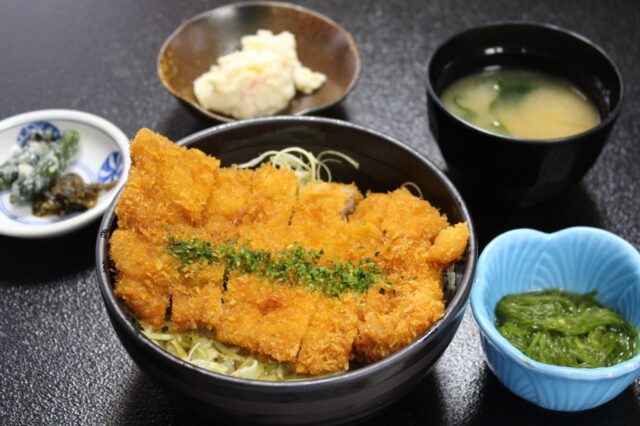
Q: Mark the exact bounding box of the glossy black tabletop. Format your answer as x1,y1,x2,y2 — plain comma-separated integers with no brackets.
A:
1,0,638,424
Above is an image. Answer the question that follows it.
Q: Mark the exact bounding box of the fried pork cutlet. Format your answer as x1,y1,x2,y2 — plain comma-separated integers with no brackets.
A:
110,129,469,376
116,129,218,244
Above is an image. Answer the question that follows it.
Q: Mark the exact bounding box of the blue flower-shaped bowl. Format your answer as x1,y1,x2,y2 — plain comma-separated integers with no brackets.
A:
470,227,640,411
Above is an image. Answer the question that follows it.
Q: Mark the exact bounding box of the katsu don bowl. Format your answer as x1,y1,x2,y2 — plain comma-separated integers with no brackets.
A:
96,116,477,425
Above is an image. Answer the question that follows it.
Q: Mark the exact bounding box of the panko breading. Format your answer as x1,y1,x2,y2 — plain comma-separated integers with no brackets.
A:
289,181,362,261
110,129,469,376
116,129,218,244
216,273,315,365
238,164,299,250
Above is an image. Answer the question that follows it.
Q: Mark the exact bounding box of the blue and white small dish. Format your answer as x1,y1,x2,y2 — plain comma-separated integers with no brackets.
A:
0,109,130,238
470,227,640,411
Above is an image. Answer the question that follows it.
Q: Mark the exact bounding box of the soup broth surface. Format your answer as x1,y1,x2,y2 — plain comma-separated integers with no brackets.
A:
440,69,600,140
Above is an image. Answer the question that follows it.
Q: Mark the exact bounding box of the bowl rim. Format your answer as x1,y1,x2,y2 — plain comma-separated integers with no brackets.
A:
96,115,478,389
425,21,625,145
157,1,362,123
0,108,130,239
470,226,640,380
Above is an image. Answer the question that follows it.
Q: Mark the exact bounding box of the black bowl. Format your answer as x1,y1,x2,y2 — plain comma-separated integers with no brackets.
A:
426,22,623,205
95,117,477,425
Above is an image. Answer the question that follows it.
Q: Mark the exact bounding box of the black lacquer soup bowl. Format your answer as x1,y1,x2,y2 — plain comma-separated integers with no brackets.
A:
426,22,623,204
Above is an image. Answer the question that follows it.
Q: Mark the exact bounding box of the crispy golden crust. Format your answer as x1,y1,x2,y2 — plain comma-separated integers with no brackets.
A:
202,168,252,241
170,264,226,331
114,277,170,328
296,295,359,375
289,181,362,261
426,222,471,264
110,129,469,375
238,164,299,251
111,229,176,326
353,275,445,361
116,128,219,243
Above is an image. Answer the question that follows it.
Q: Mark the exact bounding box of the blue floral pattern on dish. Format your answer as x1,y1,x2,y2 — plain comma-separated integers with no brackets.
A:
16,121,61,146
98,151,123,183
1,126,123,225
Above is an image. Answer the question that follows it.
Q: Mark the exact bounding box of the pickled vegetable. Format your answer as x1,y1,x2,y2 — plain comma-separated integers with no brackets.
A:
9,129,80,203
32,173,116,216
496,289,639,368
0,128,60,190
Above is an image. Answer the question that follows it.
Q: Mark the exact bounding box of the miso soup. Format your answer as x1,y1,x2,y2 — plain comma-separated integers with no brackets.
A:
440,69,600,140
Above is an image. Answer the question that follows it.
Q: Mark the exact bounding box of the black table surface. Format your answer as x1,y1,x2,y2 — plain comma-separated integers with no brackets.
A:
1,0,639,424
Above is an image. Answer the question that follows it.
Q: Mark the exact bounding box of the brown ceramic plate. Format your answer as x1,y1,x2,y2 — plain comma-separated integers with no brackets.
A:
158,1,361,122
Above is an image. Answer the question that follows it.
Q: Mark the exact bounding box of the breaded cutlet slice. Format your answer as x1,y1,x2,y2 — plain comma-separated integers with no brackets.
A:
238,164,299,251
425,223,471,265
295,295,360,375
349,188,450,276
351,188,449,241
110,229,179,284
110,229,178,326
116,128,218,243
203,168,254,242
353,274,445,362
257,286,318,364
348,189,469,362
110,228,226,329
288,181,362,261
215,272,313,365
114,277,170,328
293,181,361,223
351,219,469,362
169,263,226,331
242,164,298,226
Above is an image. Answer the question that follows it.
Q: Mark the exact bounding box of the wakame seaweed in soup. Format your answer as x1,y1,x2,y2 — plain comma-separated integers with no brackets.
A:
440,69,600,140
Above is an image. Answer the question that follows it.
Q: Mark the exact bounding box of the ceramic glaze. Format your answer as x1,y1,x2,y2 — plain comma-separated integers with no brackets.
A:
426,23,623,204
158,2,360,123
471,227,640,411
0,109,130,237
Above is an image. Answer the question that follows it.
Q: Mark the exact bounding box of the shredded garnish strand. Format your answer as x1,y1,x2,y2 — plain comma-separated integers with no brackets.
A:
233,147,359,187
401,181,423,199
141,325,296,380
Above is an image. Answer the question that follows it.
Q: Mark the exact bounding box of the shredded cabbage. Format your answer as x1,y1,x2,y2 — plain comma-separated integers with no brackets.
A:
233,147,359,187
445,266,457,301
401,181,424,199
141,325,297,381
